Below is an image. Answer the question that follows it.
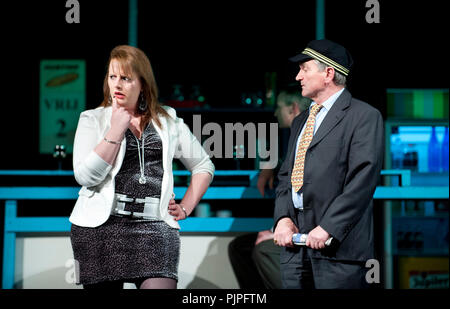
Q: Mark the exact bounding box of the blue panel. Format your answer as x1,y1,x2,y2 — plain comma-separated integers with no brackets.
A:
2,232,15,289
0,170,74,176
0,187,79,200
5,217,72,233
381,169,411,186
374,186,449,199
3,201,17,289
174,186,264,199
1,185,448,201
179,218,273,232
4,216,273,233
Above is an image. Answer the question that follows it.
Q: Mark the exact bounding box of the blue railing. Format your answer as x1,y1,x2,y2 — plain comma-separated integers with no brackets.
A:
1,169,448,289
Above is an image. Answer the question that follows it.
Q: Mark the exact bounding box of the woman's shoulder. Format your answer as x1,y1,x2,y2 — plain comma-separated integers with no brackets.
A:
77,106,111,129
161,105,177,119
80,106,110,118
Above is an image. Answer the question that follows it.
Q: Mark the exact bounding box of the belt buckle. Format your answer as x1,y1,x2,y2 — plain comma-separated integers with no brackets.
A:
120,211,140,219
124,199,146,213
114,194,159,219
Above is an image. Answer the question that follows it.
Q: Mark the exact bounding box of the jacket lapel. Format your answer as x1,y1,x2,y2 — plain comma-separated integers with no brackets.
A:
308,89,351,149
152,115,169,171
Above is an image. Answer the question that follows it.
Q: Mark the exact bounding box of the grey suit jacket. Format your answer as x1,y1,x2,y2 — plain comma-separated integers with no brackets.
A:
273,89,384,262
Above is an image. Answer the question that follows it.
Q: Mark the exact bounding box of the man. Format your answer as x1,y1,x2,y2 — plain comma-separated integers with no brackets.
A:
228,90,311,289
273,39,384,289
257,90,312,197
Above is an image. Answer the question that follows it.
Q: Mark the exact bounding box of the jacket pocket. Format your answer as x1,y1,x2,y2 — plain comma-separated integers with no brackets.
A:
280,247,298,264
319,141,343,149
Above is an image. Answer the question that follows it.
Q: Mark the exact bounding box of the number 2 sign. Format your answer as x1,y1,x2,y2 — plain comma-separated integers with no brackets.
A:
39,60,86,154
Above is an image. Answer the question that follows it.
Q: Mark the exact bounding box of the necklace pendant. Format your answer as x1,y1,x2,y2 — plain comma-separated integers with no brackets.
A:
139,176,146,184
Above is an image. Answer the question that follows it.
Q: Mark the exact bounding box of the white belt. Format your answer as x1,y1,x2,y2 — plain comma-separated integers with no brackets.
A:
113,193,161,220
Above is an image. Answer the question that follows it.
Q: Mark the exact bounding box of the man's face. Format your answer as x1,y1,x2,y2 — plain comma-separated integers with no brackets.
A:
274,100,294,128
295,60,326,99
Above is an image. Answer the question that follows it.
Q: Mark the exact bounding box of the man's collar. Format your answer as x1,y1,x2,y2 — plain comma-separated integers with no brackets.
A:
310,88,345,111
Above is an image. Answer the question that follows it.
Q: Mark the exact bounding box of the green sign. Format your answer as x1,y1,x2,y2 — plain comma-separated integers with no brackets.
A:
40,60,86,154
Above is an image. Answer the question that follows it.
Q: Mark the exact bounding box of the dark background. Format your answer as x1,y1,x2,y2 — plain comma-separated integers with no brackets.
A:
1,0,447,170
0,0,448,290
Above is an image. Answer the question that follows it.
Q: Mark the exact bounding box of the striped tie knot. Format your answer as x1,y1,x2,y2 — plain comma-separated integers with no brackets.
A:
310,103,323,116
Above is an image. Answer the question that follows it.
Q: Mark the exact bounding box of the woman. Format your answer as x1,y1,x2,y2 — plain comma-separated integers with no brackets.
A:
69,45,214,289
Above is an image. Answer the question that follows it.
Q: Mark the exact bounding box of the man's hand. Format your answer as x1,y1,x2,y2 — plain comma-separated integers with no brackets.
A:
254,230,274,246
273,218,299,247
306,225,330,249
257,169,274,197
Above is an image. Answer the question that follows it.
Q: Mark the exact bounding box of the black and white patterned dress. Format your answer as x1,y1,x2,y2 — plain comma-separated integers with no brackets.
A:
70,123,180,285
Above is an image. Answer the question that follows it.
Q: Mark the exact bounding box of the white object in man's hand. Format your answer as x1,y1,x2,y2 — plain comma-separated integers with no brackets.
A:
292,233,333,247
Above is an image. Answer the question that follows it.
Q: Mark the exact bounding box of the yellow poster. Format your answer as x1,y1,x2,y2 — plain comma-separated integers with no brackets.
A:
398,257,449,289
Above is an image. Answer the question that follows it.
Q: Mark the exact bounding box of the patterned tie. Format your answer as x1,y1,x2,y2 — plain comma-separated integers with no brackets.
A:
291,103,323,192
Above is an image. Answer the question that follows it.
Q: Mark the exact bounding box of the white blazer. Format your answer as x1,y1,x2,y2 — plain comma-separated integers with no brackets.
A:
69,105,214,229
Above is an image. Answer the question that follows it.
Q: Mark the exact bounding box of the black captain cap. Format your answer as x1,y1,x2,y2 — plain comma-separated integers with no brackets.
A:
289,39,353,76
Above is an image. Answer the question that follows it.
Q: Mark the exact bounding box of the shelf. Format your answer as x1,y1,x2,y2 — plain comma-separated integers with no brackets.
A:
173,107,275,113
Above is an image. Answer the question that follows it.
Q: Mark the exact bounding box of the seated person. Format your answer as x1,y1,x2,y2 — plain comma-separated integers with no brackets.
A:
228,89,311,288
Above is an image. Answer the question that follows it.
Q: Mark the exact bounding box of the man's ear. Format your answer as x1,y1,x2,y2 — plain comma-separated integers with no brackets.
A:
325,67,335,83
